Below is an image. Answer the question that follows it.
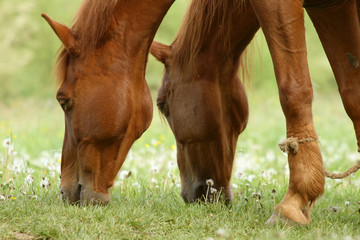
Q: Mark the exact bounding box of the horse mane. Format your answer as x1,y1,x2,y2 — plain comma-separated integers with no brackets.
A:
56,0,119,86
171,0,245,72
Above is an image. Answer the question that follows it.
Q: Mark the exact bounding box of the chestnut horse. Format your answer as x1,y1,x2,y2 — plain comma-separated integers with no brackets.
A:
151,0,360,224
42,0,174,204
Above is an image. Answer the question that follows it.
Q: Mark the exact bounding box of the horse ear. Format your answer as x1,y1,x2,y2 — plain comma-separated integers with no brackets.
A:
41,13,76,53
150,41,171,64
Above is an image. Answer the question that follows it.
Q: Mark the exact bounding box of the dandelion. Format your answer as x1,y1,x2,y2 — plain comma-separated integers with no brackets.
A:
25,175,34,185
0,195,5,201
151,166,159,174
167,172,173,179
234,171,242,179
49,171,56,179
151,178,158,185
245,174,256,182
210,187,217,194
345,201,350,206
132,182,141,189
40,177,50,188
145,144,150,148
215,228,230,239
119,170,132,180
206,179,214,187
271,189,277,195
171,145,176,150
232,183,238,189
2,138,11,148
7,145,16,156
330,207,338,212
167,161,176,170
11,196,16,200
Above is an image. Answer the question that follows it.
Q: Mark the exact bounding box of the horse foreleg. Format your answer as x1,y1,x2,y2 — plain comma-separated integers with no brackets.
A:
306,0,360,152
249,0,324,225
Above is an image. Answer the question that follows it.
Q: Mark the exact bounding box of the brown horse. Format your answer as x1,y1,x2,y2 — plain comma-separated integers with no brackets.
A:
42,0,174,205
151,0,260,203
151,0,360,225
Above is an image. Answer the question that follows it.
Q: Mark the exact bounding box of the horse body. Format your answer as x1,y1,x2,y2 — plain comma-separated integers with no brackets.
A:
151,0,259,202
152,0,360,224
43,0,174,204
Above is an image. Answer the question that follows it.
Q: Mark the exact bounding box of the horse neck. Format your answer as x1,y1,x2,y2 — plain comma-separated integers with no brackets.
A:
184,2,259,81
104,0,173,78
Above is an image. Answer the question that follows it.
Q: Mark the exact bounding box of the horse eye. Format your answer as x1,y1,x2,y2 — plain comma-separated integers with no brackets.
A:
157,101,168,116
58,99,71,111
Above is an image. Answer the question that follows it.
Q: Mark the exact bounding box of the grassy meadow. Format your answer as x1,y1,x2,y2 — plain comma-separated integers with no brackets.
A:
1,0,360,239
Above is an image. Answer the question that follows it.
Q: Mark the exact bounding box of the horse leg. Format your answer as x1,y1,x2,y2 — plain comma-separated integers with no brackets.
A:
249,0,324,225
305,0,360,152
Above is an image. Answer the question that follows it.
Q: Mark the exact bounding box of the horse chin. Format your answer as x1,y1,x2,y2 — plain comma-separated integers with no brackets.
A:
61,183,110,205
180,181,234,204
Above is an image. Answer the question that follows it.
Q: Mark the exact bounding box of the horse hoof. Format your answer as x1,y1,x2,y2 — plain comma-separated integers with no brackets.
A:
265,212,304,226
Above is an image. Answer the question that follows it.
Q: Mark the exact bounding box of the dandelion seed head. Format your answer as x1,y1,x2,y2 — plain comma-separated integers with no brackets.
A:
151,166,159,174
345,201,350,206
210,187,217,194
246,174,256,182
215,228,230,238
132,182,140,188
25,175,34,185
119,170,132,180
40,177,50,188
232,183,238,189
2,138,11,148
206,179,214,186
0,195,5,201
234,171,242,179
151,178,158,184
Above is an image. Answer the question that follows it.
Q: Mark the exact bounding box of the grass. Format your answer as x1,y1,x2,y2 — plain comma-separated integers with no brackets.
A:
0,91,360,240
0,0,359,239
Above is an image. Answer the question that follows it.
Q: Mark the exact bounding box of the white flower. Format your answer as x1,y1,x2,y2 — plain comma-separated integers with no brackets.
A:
2,138,11,148
0,195,5,201
234,171,242,179
132,182,140,188
40,177,50,188
151,166,159,174
232,183,238,189
151,178,158,184
167,172,173,179
215,228,230,238
345,201,350,206
167,161,176,170
119,170,131,180
7,145,16,156
206,179,214,186
210,187,217,194
246,174,256,182
49,171,56,179
25,175,34,185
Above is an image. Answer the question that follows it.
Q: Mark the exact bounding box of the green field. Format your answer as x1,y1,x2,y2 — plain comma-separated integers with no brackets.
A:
1,0,359,239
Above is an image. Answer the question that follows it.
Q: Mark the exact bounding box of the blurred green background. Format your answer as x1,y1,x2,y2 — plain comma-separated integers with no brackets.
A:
0,0,352,159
